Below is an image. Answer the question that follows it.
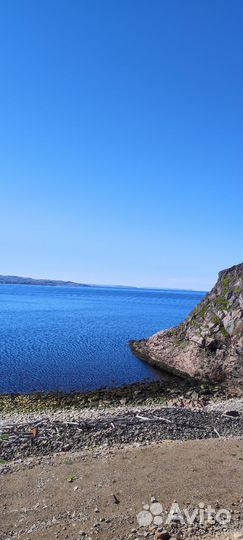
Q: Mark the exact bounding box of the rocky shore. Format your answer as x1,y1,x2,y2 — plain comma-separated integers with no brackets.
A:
0,377,228,413
130,264,243,390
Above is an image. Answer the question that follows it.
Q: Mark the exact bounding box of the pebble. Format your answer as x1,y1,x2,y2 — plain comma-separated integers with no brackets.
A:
154,530,171,540
1,405,241,461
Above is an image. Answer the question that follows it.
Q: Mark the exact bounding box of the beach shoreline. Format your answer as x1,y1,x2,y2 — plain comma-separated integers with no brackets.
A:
1,380,242,540
0,376,233,414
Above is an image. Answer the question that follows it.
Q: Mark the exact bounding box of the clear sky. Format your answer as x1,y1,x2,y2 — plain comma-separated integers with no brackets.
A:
0,0,242,291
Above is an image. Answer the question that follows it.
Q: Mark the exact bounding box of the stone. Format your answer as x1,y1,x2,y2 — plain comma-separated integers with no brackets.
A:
225,410,240,417
112,493,120,504
154,530,171,540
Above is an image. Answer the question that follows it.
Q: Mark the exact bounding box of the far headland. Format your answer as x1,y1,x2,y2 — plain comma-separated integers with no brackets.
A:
0,274,207,292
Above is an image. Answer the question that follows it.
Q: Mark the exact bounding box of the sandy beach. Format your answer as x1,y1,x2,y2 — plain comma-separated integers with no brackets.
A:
1,437,242,540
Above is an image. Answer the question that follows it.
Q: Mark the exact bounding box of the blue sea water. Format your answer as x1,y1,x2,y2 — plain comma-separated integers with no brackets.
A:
0,285,206,394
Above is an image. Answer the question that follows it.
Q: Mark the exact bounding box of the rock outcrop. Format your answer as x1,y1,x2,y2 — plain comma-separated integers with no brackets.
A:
130,264,243,391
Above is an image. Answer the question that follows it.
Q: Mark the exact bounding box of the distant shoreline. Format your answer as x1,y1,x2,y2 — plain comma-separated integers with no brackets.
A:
0,274,208,293
0,275,90,288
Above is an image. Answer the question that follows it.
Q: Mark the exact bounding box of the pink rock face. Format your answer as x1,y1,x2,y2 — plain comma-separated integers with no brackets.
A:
130,264,243,391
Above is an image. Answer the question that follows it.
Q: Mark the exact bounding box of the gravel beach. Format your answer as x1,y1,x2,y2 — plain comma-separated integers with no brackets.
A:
0,405,242,461
1,383,242,540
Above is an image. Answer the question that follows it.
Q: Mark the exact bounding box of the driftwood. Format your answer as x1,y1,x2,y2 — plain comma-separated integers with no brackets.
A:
135,414,172,424
213,427,221,438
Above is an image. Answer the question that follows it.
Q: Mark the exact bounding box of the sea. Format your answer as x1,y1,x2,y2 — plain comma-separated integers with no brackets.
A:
0,284,206,394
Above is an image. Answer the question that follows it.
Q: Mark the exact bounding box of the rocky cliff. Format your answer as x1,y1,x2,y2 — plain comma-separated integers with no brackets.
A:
130,263,243,391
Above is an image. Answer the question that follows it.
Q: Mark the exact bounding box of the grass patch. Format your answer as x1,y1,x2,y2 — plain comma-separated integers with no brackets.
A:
213,315,221,326
220,326,230,338
0,434,9,441
168,327,178,335
215,296,229,311
66,474,77,483
233,287,242,294
222,276,231,292
199,303,208,319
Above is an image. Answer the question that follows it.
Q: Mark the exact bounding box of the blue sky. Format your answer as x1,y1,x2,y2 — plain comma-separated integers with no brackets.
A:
0,0,242,291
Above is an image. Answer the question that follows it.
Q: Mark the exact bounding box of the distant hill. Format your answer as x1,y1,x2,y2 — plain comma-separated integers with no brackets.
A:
0,275,91,287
